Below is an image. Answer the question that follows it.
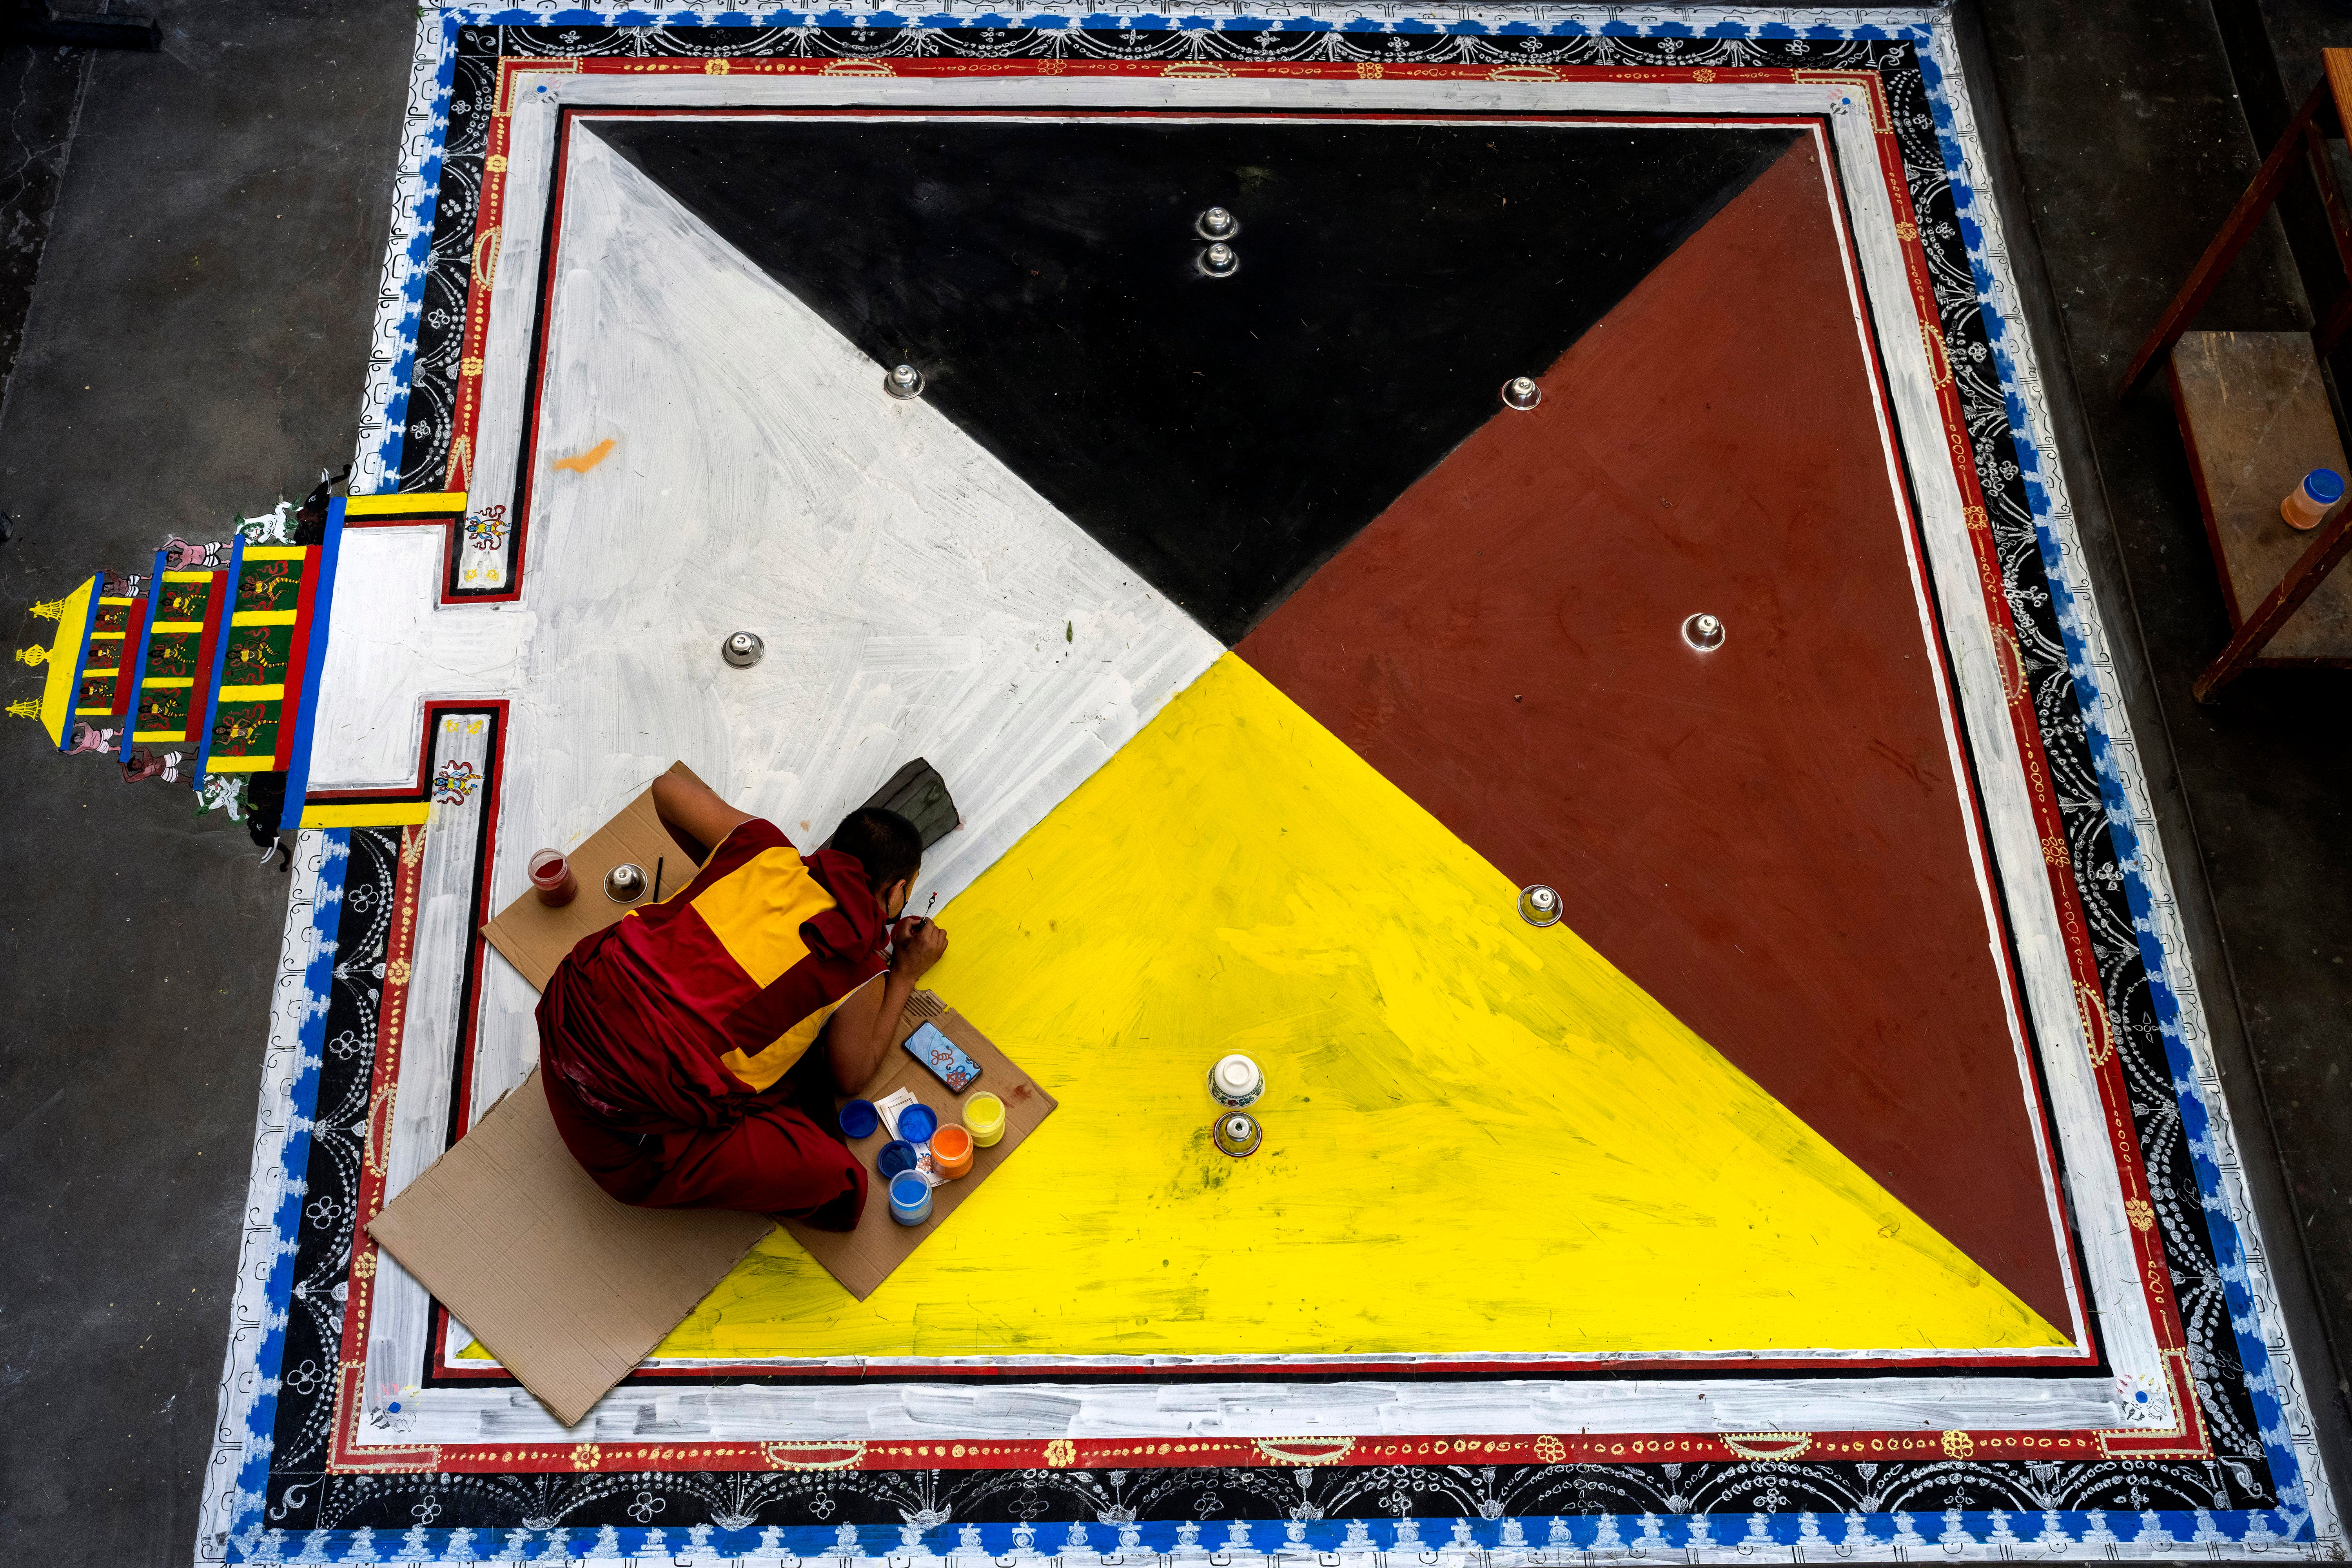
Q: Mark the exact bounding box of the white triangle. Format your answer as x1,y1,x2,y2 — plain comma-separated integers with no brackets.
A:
316,124,1221,909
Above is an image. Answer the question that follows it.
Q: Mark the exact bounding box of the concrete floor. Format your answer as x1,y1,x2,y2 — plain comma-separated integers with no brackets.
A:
4,2,2352,1562
0,5,410,1563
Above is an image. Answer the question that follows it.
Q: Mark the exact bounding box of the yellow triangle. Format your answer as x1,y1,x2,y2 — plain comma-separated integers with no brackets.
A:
664,653,2065,1359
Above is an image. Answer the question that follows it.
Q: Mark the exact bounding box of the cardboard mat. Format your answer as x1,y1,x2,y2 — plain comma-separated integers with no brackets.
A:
783,989,1058,1300
481,761,705,991
365,1071,773,1428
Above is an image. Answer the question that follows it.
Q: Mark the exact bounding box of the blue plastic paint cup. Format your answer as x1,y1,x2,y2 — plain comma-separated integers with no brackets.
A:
897,1102,939,1143
838,1099,880,1140
888,1170,933,1226
876,1139,919,1179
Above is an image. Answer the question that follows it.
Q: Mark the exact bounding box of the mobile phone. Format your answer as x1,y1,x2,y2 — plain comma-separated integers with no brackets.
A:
902,1021,982,1094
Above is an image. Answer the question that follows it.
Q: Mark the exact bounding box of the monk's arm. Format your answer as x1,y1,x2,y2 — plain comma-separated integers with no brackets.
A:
652,771,753,866
823,918,950,1093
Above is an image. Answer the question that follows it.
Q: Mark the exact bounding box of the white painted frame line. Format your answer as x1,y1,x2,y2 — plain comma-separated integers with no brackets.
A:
340,68,2163,1445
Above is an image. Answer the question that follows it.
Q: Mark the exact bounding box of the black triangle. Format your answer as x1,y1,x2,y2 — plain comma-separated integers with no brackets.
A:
596,115,1800,644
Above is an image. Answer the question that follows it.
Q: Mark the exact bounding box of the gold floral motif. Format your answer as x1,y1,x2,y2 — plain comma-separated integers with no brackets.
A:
353,1249,377,1279
460,357,485,378
704,58,731,74
385,958,412,987
486,154,508,173
572,1443,602,1470
2125,1198,2155,1231
1895,221,1920,241
1942,1430,1974,1459
1533,1434,1565,1463
1692,67,1715,82
1044,1438,1076,1467
1356,62,1382,78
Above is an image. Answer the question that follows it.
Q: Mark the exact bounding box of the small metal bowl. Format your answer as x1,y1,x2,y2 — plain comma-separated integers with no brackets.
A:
1212,1112,1262,1158
604,862,647,903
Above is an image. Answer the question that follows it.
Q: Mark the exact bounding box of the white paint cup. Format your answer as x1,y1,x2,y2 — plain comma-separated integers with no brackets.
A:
1208,1053,1265,1110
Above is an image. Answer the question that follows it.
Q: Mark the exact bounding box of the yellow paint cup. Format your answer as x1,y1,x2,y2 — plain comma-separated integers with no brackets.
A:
963,1091,1006,1148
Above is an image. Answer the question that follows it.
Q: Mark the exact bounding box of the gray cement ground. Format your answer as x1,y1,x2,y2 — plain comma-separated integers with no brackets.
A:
4,4,2352,1563
0,5,410,1562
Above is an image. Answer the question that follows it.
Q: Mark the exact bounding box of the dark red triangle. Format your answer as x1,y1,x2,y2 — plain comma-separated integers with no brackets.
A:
1240,139,2074,1336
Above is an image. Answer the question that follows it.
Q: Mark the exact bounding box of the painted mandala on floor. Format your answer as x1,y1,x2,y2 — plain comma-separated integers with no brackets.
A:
194,4,2341,1563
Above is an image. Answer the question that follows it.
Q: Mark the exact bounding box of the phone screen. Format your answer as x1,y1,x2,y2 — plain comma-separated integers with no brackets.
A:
903,1021,982,1094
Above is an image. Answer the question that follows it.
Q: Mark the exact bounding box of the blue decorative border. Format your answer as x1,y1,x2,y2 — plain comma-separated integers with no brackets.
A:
227,831,350,1543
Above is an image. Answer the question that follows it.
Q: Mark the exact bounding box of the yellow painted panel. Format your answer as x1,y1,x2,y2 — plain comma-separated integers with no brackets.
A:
206,755,279,773
161,570,216,582
687,848,831,990
74,706,111,716
301,801,431,828
243,546,308,561
34,576,94,746
150,621,205,633
230,610,298,627
666,655,2064,1361
133,731,187,742
143,676,195,689
724,980,869,1093
345,490,466,515
91,631,125,641
216,683,286,701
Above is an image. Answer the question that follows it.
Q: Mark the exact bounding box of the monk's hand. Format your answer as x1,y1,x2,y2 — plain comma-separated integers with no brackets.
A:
890,917,948,980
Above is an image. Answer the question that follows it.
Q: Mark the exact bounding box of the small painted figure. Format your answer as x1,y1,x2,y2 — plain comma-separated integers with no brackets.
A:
536,772,949,1229
67,722,117,756
120,747,183,785
162,536,229,571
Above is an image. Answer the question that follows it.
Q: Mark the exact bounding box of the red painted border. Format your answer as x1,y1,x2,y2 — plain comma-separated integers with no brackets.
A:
318,59,2203,1477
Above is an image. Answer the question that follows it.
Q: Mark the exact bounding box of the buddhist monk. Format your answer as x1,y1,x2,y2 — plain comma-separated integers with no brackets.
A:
536,771,948,1229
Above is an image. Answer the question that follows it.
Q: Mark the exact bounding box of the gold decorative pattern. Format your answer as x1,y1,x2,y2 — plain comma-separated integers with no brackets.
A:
1253,1437,1357,1466
758,1441,866,1472
1533,1434,1565,1463
2125,1198,2156,1231
1044,1437,1076,1467
1722,1432,1811,1461
1942,1430,1975,1459
2075,979,2116,1066
15,645,49,666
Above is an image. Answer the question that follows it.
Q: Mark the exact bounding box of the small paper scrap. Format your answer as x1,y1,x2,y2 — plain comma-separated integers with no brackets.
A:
874,1087,921,1140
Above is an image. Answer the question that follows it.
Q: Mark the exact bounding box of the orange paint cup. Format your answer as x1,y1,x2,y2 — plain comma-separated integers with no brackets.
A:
930,1122,974,1179
962,1092,1005,1148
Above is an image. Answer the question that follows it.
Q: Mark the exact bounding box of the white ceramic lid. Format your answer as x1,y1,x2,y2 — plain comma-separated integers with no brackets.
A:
1214,1054,1259,1092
